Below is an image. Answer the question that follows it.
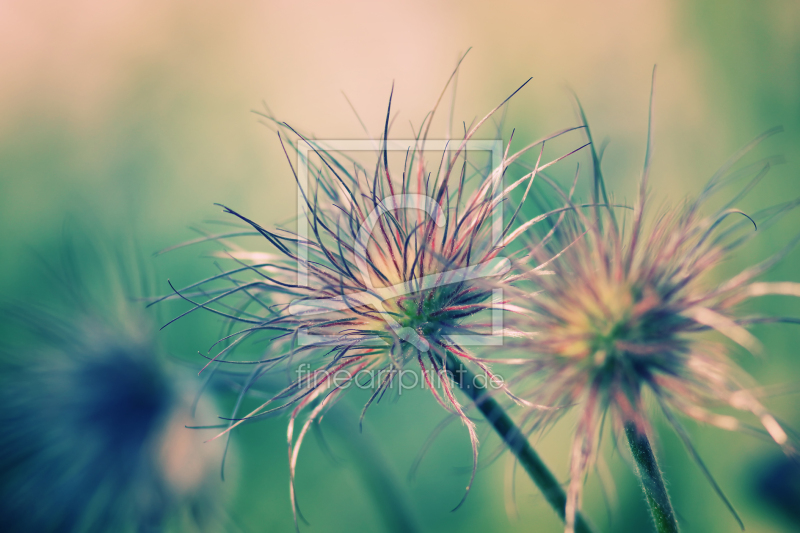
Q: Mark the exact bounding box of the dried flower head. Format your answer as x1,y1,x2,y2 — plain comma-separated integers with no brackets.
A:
508,77,799,532
159,71,588,524
0,236,224,532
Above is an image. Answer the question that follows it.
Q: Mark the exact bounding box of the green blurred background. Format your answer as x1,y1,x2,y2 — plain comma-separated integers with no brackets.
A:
1,1,799,531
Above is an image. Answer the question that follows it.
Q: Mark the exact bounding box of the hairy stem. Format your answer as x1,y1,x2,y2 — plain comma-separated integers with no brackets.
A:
625,421,679,533
439,351,594,533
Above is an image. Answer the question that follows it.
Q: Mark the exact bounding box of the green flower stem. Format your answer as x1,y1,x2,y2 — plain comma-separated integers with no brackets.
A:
438,351,595,533
624,421,679,533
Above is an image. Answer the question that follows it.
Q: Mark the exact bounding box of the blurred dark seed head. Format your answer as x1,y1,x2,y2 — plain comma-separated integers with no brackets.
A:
752,454,800,525
0,229,227,533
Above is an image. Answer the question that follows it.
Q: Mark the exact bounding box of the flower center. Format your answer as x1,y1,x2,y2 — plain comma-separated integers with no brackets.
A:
395,290,445,337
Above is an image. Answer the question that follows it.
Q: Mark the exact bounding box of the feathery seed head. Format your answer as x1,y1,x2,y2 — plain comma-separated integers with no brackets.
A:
0,238,224,532
161,71,588,523
510,76,799,532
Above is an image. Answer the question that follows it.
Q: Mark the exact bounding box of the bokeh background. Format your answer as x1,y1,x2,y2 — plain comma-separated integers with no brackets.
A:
1,1,799,532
